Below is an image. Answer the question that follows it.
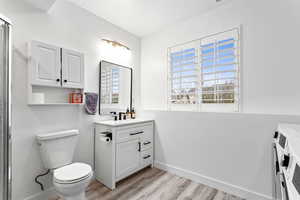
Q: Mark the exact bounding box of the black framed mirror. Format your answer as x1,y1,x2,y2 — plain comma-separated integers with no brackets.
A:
99,60,133,115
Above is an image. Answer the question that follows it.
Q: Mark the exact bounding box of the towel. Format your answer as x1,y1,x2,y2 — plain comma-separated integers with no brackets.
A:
84,93,98,115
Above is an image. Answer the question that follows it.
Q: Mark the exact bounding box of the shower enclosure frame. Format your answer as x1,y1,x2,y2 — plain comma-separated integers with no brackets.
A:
0,15,12,200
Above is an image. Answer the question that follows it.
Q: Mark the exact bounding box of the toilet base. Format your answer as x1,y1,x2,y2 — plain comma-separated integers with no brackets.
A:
63,192,86,200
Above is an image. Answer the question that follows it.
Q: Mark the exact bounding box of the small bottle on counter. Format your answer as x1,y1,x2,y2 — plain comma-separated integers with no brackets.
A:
126,107,131,119
130,107,136,119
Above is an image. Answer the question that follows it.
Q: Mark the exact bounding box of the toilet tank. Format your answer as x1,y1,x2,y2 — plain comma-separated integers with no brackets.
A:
36,130,79,169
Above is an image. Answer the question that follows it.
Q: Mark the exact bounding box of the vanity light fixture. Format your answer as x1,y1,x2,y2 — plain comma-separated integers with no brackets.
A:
102,39,130,50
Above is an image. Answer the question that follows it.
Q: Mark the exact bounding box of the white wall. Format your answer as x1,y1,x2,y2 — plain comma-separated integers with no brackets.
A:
141,0,300,115
140,111,300,199
0,0,140,199
140,0,300,199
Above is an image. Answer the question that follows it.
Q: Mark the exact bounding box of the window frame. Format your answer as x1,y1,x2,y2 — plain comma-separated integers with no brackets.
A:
167,27,241,112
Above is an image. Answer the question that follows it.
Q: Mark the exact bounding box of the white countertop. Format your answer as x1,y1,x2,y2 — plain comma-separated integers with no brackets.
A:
278,123,300,140
94,119,154,127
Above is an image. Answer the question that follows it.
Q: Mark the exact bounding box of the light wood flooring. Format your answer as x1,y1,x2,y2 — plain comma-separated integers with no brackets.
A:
49,167,245,200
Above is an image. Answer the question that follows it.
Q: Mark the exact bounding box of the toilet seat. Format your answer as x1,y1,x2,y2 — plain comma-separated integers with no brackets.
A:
54,162,92,184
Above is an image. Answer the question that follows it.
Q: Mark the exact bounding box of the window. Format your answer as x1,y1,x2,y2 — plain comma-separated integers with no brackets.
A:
170,47,198,104
101,67,120,104
168,28,240,112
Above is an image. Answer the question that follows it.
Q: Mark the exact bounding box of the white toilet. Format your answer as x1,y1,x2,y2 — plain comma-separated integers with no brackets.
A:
36,130,93,200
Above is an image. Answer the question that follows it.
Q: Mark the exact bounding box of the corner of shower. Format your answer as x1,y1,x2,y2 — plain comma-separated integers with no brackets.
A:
0,15,12,200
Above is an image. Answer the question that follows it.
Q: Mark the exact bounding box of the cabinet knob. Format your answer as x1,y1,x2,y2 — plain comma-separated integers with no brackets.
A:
130,131,144,136
56,78,60,82
274,131,279,139
281,154,290,168
143,155,151,159
138,142,141,152
64,80,67,83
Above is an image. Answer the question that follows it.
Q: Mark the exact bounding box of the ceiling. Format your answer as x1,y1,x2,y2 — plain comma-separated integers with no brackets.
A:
66,0,227,37
24,0,57,11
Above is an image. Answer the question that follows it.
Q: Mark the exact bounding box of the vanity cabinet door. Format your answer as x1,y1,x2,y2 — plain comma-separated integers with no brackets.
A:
61,48,84,88
116,139,140,180
29,41,61,87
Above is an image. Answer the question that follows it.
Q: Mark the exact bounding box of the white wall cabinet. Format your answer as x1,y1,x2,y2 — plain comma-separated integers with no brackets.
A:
61,48,84,88
94,120,154,190
29,41,61,87
29,41,84,89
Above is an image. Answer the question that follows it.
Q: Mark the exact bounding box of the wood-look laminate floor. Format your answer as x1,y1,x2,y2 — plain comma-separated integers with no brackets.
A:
49,167,245,200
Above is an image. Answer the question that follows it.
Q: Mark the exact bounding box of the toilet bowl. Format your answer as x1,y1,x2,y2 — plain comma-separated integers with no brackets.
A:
36,130,93,200
53,162,93,200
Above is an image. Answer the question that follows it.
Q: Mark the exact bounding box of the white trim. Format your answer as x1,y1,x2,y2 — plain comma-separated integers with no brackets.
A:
154,161,272,200
23,187,56,200
0,14,12,25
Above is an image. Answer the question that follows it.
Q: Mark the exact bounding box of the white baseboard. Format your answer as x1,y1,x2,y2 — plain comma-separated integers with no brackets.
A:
154,161,272,200
23,187,56,200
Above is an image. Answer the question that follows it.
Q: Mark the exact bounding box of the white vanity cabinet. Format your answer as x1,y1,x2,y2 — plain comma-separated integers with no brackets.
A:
94,119,154,189
29,41,84,88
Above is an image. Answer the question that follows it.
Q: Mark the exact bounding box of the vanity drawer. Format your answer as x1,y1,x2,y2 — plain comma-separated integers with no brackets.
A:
140,148,153,167
116,123,153,143
116,127,144,143
141,125,153,151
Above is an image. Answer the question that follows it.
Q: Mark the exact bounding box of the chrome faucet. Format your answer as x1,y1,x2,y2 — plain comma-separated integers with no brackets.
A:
110,112,117,121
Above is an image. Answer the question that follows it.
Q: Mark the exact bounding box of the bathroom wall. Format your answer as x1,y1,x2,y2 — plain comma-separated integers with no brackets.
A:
141,0,300,114
140,111,300,200
0,0,141,199
140,0,300,199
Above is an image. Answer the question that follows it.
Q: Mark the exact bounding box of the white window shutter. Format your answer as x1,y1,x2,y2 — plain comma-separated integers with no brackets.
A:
168,27,240,112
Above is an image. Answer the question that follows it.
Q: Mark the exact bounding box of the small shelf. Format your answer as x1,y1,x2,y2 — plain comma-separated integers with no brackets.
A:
28,85,84,106
28,103,83,106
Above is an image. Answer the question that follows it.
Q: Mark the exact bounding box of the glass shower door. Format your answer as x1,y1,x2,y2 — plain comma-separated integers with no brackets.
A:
0,17,11,200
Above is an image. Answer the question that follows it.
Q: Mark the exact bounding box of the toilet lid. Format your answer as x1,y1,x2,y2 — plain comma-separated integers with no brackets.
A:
54,163,92,183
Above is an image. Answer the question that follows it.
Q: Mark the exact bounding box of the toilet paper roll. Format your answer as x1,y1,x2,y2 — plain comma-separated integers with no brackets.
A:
99,136,111,143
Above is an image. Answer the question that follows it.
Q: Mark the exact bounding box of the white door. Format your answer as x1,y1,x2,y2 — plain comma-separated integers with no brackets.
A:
61,48,84,88
116,139,140,179
30,41,61,87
